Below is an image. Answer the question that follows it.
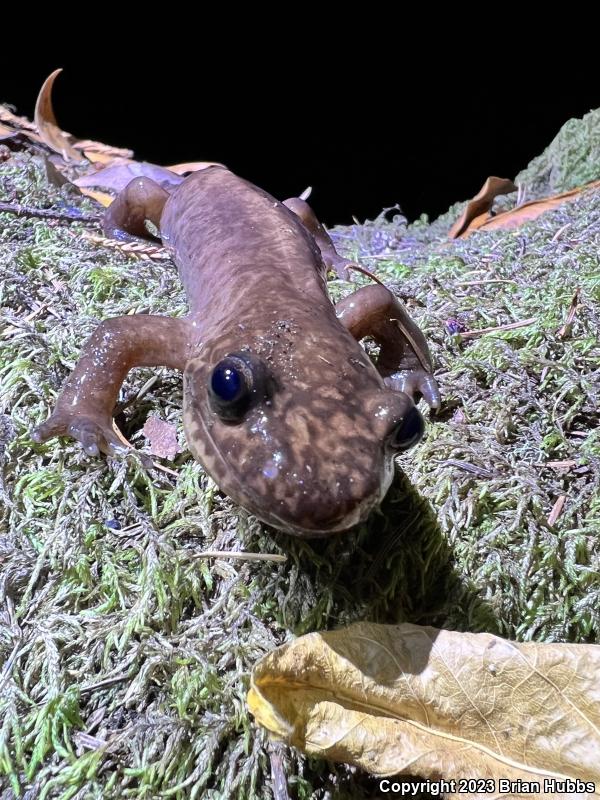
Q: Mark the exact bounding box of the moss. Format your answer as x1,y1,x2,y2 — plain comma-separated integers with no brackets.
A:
515,106,600,197
1,109,600,798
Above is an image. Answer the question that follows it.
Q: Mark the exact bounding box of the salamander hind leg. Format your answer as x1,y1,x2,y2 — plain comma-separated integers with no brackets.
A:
336,284,441,409
103,177,170,242
32,315,193,456
283,196,356,281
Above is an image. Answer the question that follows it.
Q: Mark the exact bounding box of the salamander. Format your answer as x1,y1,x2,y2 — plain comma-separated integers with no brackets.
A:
32,166,440,536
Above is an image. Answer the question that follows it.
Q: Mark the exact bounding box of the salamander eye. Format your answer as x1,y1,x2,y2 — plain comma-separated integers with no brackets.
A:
389,406,424,451
211,362,244,401
209,356,253,420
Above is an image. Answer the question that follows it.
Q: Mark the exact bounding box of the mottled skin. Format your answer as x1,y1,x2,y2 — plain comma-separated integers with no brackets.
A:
32,166,440,536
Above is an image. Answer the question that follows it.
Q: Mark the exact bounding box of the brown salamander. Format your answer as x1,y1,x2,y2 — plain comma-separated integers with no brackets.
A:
32,166,440,536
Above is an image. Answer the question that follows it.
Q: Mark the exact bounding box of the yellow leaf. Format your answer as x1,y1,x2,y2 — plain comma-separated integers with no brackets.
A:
79,188,115,207
249,622,600,797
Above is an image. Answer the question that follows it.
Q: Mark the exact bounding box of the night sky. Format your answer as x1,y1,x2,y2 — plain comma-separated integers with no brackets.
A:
3,51,598,227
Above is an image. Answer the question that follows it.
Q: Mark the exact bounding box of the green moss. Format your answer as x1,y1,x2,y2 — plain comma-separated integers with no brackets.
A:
515,107,600,197
1,109,599,798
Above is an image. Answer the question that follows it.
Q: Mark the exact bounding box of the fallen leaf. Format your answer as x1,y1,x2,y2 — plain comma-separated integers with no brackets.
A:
165,161,225,174
43,157,72,188
83,150,122,165
74,161,185,192
75,139,134,159
79,188,115,207
142,416,181,460
249,622,600,797
0,106,37,131
448,177,516,238
0,122,19,141
34,69,84,163
456,181,600,238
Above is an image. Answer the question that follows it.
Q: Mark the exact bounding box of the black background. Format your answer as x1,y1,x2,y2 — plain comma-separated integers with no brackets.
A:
2,40,598,226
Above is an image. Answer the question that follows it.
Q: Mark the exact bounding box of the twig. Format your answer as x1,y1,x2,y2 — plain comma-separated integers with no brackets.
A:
551,222,571,242
0,200,100,224
2,302,51,338
190,550,287,563
456,279,518,286
557,288,580,340
460,317,536,339
345,263,387,286
438,459,494,479
268,741,291,800
81,674,131,695
547,495,567,526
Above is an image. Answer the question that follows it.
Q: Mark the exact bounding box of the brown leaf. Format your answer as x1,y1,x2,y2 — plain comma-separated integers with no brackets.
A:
43,157,71,188
457,181,600,238
73,161,184,193
249,622,600,797
142,416,180,460
74,139,134,159
448,177,517,238
83,150,122,165
165,161,225,174
34,69,84,163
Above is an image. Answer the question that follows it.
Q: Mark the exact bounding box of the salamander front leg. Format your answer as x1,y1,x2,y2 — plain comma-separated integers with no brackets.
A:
283,197,356,280
336,284,441,409
103,177,170,242
32,315,193,456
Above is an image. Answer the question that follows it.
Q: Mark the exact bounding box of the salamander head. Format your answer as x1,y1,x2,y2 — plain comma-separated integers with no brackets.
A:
183,322,425,537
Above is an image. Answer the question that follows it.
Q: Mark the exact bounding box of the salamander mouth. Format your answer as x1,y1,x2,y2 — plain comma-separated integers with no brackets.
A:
255,495,378,537
249,457,395,538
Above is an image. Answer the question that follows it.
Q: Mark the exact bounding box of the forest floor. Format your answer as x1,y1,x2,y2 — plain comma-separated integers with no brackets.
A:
1,108,599,799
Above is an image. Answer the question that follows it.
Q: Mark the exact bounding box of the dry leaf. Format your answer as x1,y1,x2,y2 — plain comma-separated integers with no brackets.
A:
249,622,600,798
43,157,72,188
34,69,84,163
83,150,122,165
470,182,600,236
165,161,225,174
0,122,19,141
449,177,517,238
79,188,115,207
455,181,600,239
142,416,180,459
74,161,184,193
0,106,37,131
75,139,134,159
